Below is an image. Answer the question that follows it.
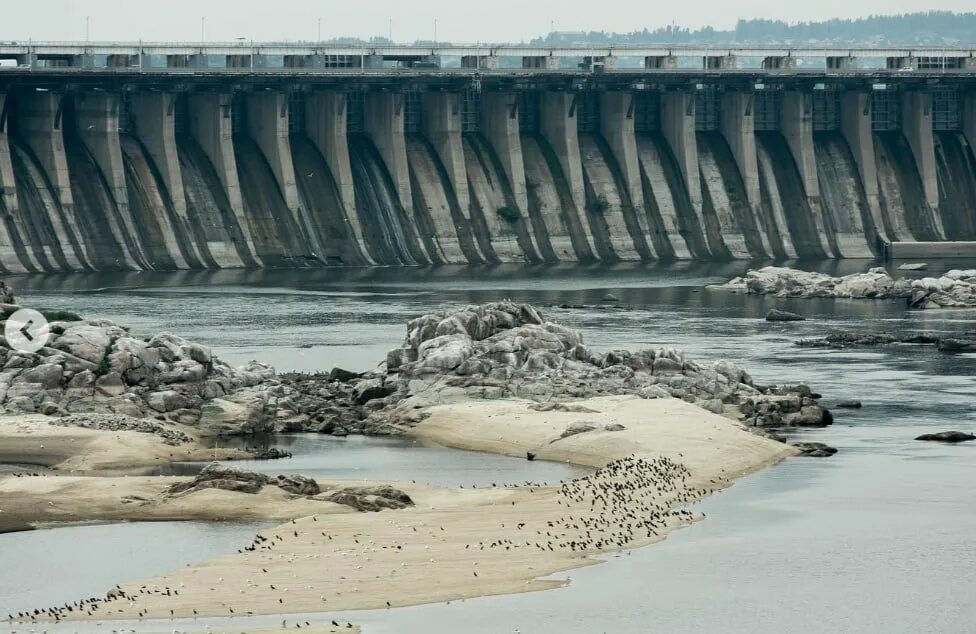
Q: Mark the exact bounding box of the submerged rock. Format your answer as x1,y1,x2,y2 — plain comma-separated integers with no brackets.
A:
791,442,838,457
836,399,862,409
898,262,928,271
796,331,951,349
765,309,806,322
936,339,976,353
914,431,975,443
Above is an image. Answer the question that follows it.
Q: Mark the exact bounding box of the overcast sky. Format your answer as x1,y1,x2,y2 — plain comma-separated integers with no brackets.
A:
3,1,972,43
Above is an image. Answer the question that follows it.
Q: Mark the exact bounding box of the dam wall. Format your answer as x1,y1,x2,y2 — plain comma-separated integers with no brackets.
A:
1,70,974,269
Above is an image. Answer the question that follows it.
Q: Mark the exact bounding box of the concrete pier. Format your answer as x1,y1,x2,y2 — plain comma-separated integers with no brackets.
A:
364,92,432,262
539,91,597,257
129,92,196,268
840,90,887,243
0,92,29,271
304,91,373,264
660,91,701,208
900,90,941,212
780,90,832,255
965,91,976,154
480,93,529,214
720,91,761,208
187,92,255,265
74,92,143,268
421,92,472,221
719,92,772,256
16,90,88,269
599,91,655,256
660,90,708,253
245,92,300,213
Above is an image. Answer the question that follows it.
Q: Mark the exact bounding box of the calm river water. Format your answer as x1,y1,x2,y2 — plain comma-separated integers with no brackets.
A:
2,261,975,633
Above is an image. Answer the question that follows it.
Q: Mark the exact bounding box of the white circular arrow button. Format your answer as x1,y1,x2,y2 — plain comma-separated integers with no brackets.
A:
4,308,50,354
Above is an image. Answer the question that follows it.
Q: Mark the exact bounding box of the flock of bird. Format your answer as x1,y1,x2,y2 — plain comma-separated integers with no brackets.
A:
7,450,723,630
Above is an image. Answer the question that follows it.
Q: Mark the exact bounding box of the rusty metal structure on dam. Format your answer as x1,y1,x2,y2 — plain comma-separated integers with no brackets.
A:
0,41,974,270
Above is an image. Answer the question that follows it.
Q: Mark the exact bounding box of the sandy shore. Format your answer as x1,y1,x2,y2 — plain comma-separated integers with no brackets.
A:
0,415,247,474
18,394,794,624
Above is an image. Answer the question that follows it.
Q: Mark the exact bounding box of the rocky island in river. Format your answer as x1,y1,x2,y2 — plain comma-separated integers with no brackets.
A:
1,283,836,626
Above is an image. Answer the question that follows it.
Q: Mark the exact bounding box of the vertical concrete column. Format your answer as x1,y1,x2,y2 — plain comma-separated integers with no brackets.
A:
660,91,701,207
305,91,373,263
780,91,819,198
0,93,30,271
421,92,471,219
840,90,887,241
780,90,832,255
18,91,73,210
965,91,976,157
599,91,653,252
480,93,528,212
17,90,87,269
901,91,940,211
719,91,761,207
720,91,774,256
131,93,189,223
245,92,300,213
187,92,259,261
0,93,19,220
364,92,430,261
539,91,597,254
130,91,197,268
74,92,142,269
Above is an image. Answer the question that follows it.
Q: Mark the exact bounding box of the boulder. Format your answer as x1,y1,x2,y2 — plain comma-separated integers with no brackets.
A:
937,339,976,353
558,421,597,440
765,309,806,322
836,399,862,408
275,474,320,496
328,367,362,383
317,485,414,512
791,442,838,457
897,262,927,271
914,431,975,443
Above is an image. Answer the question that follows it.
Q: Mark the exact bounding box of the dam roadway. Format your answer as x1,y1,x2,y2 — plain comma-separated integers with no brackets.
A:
0,43,975,270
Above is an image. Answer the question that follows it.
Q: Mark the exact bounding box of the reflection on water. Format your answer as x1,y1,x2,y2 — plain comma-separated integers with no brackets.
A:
3,261,976,632
155,434,585,487
0,522,267,621
176,434,586,488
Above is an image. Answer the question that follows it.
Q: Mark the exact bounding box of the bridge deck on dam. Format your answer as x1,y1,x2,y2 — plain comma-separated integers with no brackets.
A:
0,45,974,272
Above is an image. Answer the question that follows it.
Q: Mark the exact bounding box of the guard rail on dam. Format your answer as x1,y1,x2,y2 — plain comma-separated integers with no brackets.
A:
0,43,974,270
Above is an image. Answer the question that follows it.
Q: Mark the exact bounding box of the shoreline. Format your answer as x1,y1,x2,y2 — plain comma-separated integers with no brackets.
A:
7,394,795,625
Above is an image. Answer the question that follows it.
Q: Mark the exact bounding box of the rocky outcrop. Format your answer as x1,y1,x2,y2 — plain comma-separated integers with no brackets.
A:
247,447,293,460
791,442,838,457
166,463,322,497
719,266,911,299
0,281,15,305
275,302,831,431
765,309,805,322
719,266,976,309
0,308,275,434
914,431,975,443
796,331,969,351
316,485,414,512
46,414,192,445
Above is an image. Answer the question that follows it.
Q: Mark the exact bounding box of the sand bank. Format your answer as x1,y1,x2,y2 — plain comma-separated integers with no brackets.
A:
28,395,793,624
0,415,247,474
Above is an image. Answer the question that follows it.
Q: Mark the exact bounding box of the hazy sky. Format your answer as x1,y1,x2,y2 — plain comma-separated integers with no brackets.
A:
3,1,972,43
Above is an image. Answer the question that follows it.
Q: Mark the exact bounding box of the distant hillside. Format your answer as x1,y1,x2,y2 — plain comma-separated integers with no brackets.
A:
530,12,976,47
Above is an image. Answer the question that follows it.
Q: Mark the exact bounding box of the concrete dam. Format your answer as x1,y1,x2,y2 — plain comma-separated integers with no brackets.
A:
1,43,975,270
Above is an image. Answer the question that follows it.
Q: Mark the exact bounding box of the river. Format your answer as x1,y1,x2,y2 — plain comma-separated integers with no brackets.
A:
1,261,975,632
